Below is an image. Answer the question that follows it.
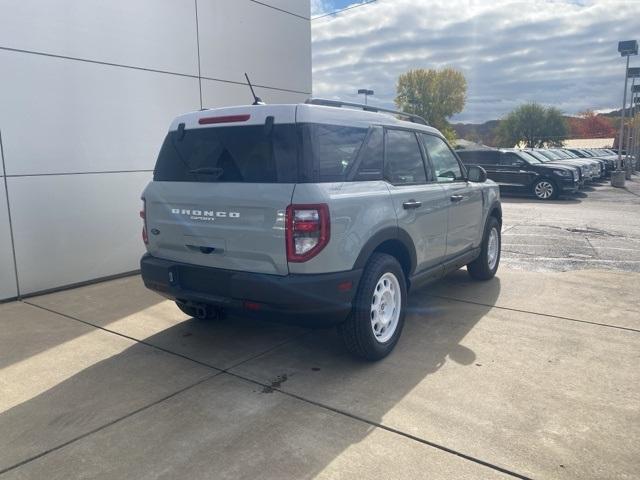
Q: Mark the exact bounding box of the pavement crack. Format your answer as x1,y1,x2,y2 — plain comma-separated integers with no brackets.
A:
0,373,219,477
220,370,535,480
584,236,599,258
21,301,224,373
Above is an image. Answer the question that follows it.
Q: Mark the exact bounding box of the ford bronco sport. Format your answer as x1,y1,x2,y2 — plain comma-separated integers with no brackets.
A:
140,99,502,360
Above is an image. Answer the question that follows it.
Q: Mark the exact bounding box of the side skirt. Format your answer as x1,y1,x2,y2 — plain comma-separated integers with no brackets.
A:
408,247,481,291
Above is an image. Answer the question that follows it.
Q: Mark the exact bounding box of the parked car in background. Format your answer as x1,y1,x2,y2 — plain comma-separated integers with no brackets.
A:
140,99,502,360
456,148,579,200
528,149,600,181
565,148,614,176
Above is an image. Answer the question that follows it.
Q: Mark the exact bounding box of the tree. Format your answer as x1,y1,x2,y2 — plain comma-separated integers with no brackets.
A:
395,68,467,142
495,103,568,148
567,110,616,139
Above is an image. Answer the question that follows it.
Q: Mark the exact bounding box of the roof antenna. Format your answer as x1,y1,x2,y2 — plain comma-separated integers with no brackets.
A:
244,73,265,105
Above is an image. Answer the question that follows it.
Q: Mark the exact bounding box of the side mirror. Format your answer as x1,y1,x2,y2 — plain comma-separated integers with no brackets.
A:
467,165,487,183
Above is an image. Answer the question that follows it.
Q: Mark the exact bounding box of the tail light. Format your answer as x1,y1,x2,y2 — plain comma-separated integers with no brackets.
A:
286,204,330,262
140,199,148,245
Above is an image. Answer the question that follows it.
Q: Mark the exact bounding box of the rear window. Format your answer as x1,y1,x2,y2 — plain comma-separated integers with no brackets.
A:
153,124,298,183
300,124,368,182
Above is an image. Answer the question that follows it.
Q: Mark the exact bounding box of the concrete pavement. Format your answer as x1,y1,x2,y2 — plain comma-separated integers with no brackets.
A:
1,266,639,479
2,180,640,479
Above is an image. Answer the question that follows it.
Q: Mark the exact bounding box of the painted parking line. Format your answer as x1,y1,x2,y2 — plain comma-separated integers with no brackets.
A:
503,243,640,251
503,256,640,263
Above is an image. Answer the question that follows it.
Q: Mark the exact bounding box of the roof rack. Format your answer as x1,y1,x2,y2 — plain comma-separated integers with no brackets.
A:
305,98,429,126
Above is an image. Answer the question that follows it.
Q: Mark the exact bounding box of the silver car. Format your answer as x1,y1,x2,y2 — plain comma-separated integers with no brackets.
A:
140,99,502,360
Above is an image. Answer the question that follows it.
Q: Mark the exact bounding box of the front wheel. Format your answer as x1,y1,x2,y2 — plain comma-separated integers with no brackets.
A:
339,253,407,361
532,178,558,200
467,216,501,280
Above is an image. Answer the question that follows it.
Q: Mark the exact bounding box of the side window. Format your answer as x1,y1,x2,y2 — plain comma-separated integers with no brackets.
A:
303,124,368,182
478,152,499,165
384,129,427,185
456,151,477,166
500,153,525,167
422,134,463,183
353,126,383,180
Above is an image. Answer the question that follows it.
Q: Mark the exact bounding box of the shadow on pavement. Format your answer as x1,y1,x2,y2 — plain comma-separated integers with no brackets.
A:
0,280,165,370
0,272,502,477
500,194,582,204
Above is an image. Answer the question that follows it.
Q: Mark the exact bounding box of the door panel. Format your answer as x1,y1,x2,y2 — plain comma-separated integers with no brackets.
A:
383,129,447,273
387,184,447,272
441,182,484,257
421,134,484,258
497,152,536,188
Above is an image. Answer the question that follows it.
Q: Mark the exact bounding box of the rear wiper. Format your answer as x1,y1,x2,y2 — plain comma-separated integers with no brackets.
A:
189,167,224,178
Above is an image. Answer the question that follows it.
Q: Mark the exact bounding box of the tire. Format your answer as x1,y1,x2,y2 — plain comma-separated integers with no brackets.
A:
467,216,501,281
532,178,558,200
175,301,219,320
338,253,407,361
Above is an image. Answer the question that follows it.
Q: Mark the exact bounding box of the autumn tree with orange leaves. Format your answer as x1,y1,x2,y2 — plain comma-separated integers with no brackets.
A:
567,110,616,139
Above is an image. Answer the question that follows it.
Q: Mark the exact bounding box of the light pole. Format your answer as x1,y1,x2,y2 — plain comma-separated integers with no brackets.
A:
633,87,640,171
357,89,374,105
613,40,638,187
625,69,640,178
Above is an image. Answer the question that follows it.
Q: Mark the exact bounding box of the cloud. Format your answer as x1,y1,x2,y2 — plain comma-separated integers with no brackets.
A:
312,0,638,123
310,0,332,16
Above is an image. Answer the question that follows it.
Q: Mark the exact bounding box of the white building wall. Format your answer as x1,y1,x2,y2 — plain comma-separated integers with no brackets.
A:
0,0,311,299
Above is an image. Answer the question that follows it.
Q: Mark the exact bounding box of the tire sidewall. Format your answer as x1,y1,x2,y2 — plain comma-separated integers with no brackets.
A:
354,255,407,358
483,217,501,275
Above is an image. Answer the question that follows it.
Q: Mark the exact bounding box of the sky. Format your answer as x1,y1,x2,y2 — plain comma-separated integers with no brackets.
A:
310,0,639,123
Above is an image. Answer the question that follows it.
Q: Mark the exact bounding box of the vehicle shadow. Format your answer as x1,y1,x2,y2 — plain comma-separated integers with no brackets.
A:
0,272,501,477
0,275,165,370
500,194,583,204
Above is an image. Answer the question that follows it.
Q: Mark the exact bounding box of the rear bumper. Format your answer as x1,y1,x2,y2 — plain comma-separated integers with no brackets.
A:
140,254,361,326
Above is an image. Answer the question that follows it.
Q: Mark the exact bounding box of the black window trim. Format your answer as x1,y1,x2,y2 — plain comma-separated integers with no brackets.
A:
345,125,383,182
382,126,431,187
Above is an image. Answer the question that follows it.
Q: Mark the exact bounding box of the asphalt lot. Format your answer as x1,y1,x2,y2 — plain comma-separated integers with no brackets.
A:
501,177,640,273
1,178,639,479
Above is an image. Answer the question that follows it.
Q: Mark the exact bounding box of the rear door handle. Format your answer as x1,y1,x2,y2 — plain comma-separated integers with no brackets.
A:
450,195,464,203
402,199,422,209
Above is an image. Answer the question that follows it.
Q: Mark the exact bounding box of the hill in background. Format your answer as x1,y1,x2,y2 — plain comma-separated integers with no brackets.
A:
453,109,624,147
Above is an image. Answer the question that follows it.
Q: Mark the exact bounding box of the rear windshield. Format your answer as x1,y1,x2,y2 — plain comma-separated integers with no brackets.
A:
153,122,373,183
153,124,298,183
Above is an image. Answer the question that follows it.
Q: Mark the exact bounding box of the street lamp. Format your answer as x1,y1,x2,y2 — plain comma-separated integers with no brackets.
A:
357,89,374,105
625,68,640,177
632,84,640,171
613,40,638,187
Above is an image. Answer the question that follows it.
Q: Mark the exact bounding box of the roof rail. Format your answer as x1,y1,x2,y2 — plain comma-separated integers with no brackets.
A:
305,98,429,126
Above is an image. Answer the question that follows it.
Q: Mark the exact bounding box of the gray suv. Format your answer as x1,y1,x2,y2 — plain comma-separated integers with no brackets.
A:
140,99,502,360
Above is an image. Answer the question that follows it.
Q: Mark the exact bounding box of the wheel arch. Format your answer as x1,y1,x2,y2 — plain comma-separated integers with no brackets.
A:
488,201,502,226
353,227,417,279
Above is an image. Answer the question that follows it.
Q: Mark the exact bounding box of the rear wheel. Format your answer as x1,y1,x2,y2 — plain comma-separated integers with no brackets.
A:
532,178,558,200
467,216,501,280
339,253,407,360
